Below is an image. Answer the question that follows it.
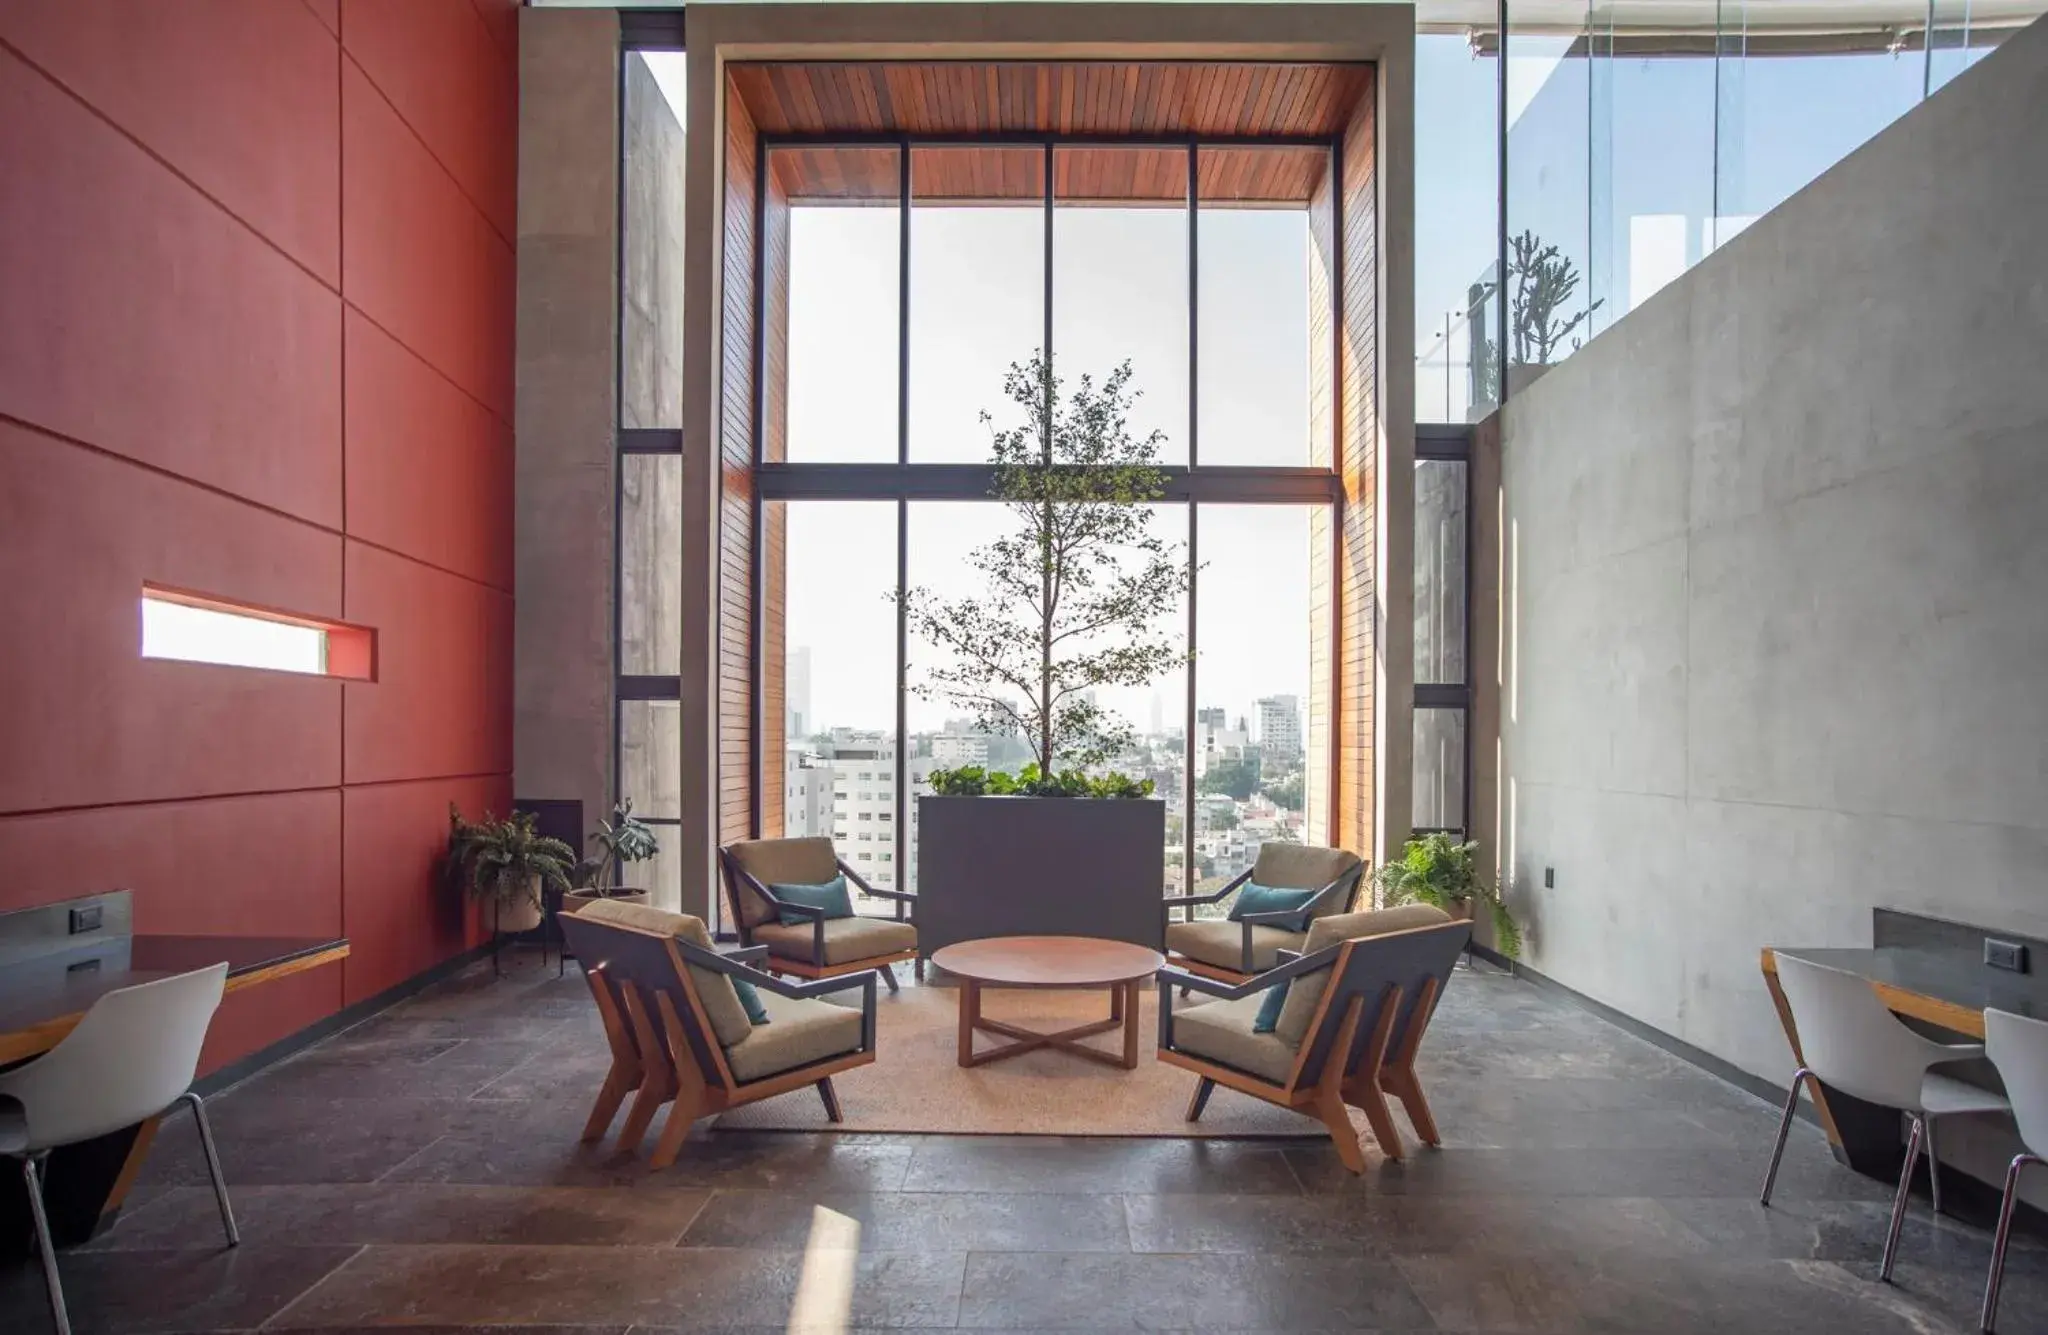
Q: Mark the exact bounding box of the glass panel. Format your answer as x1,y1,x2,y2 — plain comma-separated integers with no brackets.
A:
775,147,901,462
628,823,683,913
1193,505,1319,902
1413,459,1467,688
909,146,1045,463
620,699,681,822
620,52,688,430
1196,147,1327,466
1712,6,1922,254
907,500,1188,894
1415,33,1503,423
1053,146,1188,465
1413,707,1468,833
777,500,900,907
619,452,681,675
1505,3,1594,382
1588,4,1715,333
141,596,326,675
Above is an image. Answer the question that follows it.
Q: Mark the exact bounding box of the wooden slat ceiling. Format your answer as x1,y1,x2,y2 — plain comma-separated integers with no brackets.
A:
769,144,1332,206
729,61,1374,139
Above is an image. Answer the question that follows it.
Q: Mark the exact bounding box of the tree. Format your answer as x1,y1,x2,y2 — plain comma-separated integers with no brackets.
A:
900,353,1192,771
1198,753,1260,802
1260,770,1304,812
1469,230,1606,401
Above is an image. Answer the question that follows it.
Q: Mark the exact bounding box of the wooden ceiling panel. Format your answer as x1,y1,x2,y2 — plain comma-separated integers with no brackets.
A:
770,144,1330,206
728,61,1374,139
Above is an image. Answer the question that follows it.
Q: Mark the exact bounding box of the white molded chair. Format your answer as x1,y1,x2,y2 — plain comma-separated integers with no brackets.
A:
1761,953,2009,1281
1980,1008,2048,1331
0,963,238,1335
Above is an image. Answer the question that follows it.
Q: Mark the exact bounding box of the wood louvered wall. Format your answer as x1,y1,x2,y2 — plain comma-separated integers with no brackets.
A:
1304,151,1338,851
758,163,792,840
1333,85,1378,867
718,83,758,849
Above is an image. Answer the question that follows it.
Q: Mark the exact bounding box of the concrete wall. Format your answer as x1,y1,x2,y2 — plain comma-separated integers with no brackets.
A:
1495,13,2048,1105
516,7,617,843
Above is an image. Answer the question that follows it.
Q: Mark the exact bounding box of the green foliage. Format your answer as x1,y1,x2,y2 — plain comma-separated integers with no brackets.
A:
926,763,1154,800
445,806,576,911
575,799,660,892
898,353,1194,771
1373,832,1521,958
1197,753,1261,802
1259,770,1305,812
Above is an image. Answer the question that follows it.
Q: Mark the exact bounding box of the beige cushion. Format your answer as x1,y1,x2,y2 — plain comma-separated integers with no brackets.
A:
1165,919,1304,974
1173,992,1300,1086
725,838,841,928
722,988,863,1083
1274,903,1453,1047
574,899,755,1048
1251,843,1364,922
753,915,917,966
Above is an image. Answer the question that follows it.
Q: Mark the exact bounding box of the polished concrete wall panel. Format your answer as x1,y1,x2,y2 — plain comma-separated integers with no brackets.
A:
1496,13,2048,1173
0,3,518,1072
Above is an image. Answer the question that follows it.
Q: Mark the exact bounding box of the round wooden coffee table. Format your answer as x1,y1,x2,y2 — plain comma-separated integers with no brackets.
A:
931,935,1166,1070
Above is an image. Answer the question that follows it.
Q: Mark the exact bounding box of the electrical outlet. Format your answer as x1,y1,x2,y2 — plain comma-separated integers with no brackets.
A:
1543,866,1555,889
68,905,102,935
1985,938,2030,974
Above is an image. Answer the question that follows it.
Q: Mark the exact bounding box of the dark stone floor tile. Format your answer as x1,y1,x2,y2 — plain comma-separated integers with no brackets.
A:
385,1125,915,1193
1845,1257,2048,1335
468,1051,619,1102
1289,1140,1893,1201
131,1096,477,1190
271,1244,965,1329
0,1244,357,1334
955,1252,1434,1330
275,1328,629,1335
682,1188,1131,1252
86,1183,711,1250
1126,1191,1709,1259
1660,1193,2045,1269
234,1053,514,1102
901,1135,1305,1195
336,1012,580,1045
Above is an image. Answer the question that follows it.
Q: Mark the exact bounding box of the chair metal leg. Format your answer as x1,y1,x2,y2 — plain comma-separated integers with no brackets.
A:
914,957,925,982
1980,1153,2038,1332
817,1076,844,1123
1880,1113,1925,1283
1185,1077,1216,1122
21,1155,72,1335
180,1090,239,1247
1760,1069,1810,1207
879,964,899,994
1925,1116,1943,1216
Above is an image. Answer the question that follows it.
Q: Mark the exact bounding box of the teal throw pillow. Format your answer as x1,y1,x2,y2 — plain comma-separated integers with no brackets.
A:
1228,881,1320,934
770,874,854,927
1252,979,1291,1034
732,976,771,1025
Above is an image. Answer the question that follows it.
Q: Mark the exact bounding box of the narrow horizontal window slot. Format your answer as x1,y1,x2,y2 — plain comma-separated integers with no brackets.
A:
140,586,375,682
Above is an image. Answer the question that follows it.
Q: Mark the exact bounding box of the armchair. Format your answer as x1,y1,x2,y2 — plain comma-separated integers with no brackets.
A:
560,900,878,1168
720,836,922,990
1156,914,1467,1172
1161,842,1366,984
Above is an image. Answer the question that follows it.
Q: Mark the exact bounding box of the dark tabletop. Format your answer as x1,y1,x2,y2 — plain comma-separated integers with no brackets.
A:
0,934,346,1040
1775,945,2048,1023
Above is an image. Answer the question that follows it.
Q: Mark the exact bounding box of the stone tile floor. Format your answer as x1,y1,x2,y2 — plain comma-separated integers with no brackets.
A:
3,953,2044,1332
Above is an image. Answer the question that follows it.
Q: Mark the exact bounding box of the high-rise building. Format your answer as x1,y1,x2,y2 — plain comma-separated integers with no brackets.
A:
931,729,990,766
787,646,812,739
783,749,834,839
1256,694,1302,760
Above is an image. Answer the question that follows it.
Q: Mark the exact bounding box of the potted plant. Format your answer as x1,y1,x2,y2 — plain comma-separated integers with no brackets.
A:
900,353,1189,953
445,806,576,936
1373,831,1521,958
564,800,659,912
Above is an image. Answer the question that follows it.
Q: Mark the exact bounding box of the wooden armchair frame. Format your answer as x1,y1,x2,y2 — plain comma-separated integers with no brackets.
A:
1155,920,1468,1172
559,912,878,1169
1159,859,1368,982
718,846,923,989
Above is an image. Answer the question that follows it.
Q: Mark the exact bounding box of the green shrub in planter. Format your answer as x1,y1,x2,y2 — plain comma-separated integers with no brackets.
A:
1373,832,1521,958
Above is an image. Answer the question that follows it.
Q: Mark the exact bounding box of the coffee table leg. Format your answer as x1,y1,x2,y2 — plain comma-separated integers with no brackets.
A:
1121,980,1141,1069
957,979,979,1068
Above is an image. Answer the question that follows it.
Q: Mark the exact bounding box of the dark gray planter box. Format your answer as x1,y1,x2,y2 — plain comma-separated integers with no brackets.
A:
915,795,1166,956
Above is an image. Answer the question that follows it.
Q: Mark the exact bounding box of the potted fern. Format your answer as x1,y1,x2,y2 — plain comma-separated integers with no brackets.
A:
446,807,576,935
565,800,660,912
1373,832,1521,958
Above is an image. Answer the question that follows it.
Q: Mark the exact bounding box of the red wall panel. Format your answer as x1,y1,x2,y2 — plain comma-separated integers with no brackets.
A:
341,60,515,421
0,422,344,814
342,541,514,787
0,47,343,528
0,6,515,1076
342,0,516,240
343,311,514,591
341,775,509,1005
0,0,342,284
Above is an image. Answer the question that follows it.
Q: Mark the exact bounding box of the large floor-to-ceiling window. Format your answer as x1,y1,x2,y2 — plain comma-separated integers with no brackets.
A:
754,124,1348,927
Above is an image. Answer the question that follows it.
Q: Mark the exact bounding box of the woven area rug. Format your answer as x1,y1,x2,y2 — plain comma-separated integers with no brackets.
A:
712,976,1365,1138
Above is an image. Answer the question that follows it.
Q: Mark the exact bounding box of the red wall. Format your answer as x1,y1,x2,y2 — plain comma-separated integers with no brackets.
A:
0,0,518,1072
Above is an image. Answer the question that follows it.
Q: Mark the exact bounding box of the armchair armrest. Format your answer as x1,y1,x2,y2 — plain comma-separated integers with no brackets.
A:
677,941,880,1053
1154,948,1343,1054
718,944,771,966
1160,869,1253,922
838,861,917,921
